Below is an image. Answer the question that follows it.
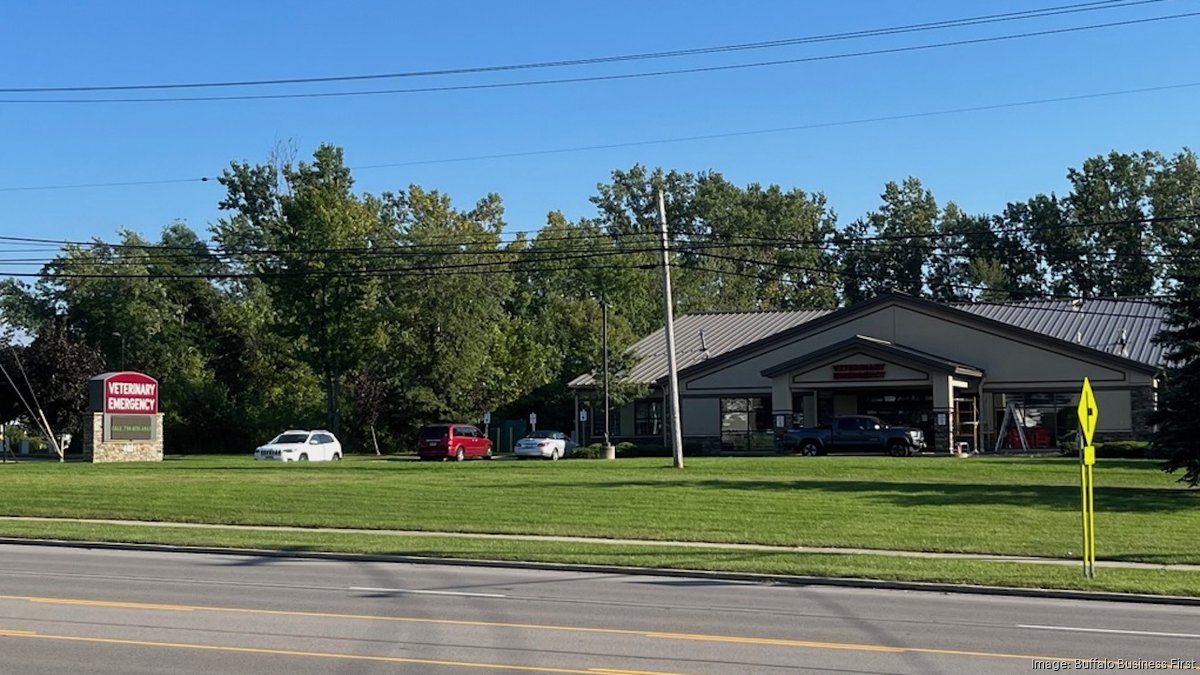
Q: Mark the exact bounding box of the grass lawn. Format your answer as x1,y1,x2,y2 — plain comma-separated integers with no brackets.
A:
0,454,1198,595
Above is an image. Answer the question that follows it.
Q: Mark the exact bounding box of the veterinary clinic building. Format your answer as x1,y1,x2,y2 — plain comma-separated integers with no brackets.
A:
570,294,1164,453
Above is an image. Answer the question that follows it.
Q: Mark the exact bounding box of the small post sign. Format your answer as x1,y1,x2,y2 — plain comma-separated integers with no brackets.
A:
529,412,537,431
1077,377,1099,579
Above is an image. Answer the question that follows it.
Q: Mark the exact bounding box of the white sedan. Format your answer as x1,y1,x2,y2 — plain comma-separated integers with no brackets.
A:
514,430,575,460
254,430,342,462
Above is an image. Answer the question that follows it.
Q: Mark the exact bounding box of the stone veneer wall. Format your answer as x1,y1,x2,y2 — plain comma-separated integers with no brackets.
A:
86,412,164,463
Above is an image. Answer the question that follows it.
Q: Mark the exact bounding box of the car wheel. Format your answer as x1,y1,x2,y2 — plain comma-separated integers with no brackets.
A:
888,442,907,457
550,448,560,461
455,447,465,462
332,453,341,461
485,447,493,460
800,441,820,457
298,453,308,462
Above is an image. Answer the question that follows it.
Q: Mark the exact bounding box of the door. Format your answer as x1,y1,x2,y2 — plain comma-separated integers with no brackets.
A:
469,426,487,457
830,417,865,452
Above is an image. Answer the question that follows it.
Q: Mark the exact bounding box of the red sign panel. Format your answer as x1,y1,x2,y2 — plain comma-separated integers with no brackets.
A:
832,363,887,380
103,373,159,415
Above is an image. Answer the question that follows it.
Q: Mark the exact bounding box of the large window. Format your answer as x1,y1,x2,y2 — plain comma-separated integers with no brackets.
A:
720,397,773,451
996,392,1080,449
589,405,621,438
634,400,662,437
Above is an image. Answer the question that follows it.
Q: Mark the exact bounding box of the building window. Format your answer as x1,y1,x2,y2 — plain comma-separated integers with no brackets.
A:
996,392,1080,449
589,405,620,438
720,397,773,451
634,400,662,437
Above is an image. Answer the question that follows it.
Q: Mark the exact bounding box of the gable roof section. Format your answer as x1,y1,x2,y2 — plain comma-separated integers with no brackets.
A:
760,335,984,379
567,308,832,387
569,294,1164,388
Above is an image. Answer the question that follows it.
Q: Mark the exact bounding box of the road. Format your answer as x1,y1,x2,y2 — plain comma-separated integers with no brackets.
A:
0,543,1196,674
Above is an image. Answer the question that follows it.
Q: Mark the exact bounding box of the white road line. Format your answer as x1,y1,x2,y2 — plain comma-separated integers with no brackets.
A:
349,586,507,598
1019,624,1200,639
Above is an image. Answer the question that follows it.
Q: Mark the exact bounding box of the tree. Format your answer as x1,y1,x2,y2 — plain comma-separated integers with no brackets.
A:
1149,149,1200,486
3,319,105,445
214,144,385,436
374,186,532,437
689,174,839,310
835,178,938,302
1063,151,1160,297
1151,256,1200,487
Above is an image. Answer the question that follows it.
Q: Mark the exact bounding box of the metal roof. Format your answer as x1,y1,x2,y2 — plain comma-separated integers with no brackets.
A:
949,298,1165,367
569,297,1165,388
568,309,832,387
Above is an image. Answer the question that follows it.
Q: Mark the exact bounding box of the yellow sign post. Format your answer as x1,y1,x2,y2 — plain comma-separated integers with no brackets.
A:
1077,378,1099,579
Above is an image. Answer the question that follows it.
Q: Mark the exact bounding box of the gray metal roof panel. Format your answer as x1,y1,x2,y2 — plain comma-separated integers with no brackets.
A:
570,297,1165,388
569,309,832,387
949,298,1165,367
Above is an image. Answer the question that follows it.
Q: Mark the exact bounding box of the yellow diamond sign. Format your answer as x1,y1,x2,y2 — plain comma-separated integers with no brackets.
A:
1078,377,1099,447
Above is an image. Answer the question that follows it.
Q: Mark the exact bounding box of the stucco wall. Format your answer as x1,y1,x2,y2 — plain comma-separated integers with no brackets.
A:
681,397,721,436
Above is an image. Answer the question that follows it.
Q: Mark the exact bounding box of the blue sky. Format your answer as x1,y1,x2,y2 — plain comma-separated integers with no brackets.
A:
2,0,1198,258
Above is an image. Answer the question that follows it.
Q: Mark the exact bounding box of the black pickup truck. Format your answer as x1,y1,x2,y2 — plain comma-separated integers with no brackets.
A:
776,415,926,457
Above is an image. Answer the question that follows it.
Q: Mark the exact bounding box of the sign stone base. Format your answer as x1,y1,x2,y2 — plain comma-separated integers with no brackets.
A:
85,413,164,463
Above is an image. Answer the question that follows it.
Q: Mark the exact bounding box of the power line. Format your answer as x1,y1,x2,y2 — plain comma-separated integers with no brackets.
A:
4,12,1196,104
4,79,1198,193
691,251,1170,318
1,212,1195,265
0,0,1158,94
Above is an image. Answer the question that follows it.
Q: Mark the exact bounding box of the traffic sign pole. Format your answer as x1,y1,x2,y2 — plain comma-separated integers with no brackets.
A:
1088,463,1097,577
1084,466,1094,576
1077,378,1099,579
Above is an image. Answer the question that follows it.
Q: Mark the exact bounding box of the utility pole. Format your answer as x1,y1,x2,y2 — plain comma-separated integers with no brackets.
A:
602,301,614,460
657,189,685,469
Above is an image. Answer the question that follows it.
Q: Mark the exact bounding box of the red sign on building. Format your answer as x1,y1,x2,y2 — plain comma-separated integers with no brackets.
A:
89,372,159,415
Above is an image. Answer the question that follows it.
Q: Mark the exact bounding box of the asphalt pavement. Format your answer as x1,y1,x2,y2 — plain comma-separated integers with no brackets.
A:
0,543,1197,674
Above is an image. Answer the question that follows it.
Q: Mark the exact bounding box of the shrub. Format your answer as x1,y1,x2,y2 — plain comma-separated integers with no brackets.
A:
570,444,604,459
617,443,672,458
1067,441,1157,459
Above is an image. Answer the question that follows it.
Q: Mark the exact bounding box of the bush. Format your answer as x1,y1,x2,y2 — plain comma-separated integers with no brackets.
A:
570,444,604,459
617,443,673,458
1069,441,1158,459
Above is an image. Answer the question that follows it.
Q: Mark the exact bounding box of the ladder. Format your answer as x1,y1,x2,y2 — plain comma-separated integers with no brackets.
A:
993,400,1030,453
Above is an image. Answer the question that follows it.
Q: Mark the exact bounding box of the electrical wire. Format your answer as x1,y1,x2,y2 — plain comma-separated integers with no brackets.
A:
4,12,1196,104
0,0,1155,93
4,80,1199,193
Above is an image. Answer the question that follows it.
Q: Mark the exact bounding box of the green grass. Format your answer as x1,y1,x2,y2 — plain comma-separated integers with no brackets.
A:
2,519,1198,598
1,454,1197,595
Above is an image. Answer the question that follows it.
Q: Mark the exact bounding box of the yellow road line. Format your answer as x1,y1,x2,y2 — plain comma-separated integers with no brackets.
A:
28,597,194,612
0,629,686,675
0,593,1078,664
645,632,1068,662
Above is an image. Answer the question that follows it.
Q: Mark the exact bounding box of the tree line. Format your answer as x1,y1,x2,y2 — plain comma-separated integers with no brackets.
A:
0,145,1197,482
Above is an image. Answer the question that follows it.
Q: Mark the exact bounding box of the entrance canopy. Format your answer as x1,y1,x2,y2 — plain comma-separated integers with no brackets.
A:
761,334,983,385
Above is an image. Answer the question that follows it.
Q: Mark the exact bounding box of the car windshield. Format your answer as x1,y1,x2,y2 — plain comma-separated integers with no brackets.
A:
528,430,559,439
272,433,309,445
419,426,448,440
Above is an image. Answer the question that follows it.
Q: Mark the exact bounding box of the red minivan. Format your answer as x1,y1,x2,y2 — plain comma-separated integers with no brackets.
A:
417,423,493,461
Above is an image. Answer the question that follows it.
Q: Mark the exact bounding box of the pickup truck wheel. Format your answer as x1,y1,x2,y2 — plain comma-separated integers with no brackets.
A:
800,441,821,457
455,447,466,462
888,442,908,457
